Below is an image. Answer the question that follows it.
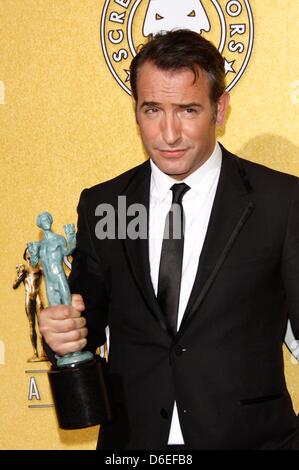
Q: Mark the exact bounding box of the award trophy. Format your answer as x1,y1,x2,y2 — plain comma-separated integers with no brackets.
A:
27,211,113,429
13,248,47,362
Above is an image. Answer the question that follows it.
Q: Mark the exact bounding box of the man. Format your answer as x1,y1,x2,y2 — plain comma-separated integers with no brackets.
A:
40,30,299,449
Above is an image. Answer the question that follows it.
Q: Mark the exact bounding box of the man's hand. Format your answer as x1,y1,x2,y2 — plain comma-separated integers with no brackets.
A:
39,294,87,356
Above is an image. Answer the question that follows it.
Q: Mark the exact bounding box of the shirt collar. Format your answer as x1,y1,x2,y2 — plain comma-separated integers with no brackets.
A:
150,142,222,202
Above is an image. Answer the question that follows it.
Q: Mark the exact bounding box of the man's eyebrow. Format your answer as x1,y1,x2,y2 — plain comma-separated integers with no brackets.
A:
139,101,203,109
176,102,203,109
140,101,161,109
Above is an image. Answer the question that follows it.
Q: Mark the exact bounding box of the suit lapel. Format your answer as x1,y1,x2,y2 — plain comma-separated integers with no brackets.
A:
176,148,255,340
121,161,169,333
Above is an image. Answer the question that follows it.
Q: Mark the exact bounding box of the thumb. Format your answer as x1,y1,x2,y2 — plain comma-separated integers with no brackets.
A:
71,293,85,312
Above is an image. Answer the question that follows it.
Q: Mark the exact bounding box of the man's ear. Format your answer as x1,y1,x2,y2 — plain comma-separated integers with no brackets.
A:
215,91,230,126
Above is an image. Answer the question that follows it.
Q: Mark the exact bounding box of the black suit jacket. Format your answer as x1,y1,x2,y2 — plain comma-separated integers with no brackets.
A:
67,146,299,450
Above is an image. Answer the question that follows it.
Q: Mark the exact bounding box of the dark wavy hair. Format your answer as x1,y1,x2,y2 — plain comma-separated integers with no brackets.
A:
130,29,225,106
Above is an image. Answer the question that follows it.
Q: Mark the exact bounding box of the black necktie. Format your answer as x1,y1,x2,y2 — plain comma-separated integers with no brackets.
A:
157,183,190,336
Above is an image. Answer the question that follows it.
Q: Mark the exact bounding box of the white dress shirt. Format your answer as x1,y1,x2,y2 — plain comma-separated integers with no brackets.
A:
149,142,222,444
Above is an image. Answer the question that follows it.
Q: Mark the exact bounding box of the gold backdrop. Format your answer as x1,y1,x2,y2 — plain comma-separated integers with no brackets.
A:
0,0,298,450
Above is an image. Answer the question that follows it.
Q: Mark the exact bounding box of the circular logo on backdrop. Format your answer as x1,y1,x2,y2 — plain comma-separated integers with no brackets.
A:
100,0,254,95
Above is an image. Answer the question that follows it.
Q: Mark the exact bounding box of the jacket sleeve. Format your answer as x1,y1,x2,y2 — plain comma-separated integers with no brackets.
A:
281,181,299,338
68,188,109,354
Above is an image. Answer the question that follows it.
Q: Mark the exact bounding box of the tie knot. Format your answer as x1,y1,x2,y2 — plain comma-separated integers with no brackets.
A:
171,183,190,204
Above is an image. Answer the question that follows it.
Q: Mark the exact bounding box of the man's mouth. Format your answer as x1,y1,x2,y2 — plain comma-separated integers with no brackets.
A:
158,149,187,157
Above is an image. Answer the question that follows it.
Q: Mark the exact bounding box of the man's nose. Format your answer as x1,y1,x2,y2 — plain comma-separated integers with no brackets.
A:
161,114,181,145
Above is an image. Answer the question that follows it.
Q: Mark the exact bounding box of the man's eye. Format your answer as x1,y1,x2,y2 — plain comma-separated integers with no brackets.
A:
145,108,159,114
185,108,197,114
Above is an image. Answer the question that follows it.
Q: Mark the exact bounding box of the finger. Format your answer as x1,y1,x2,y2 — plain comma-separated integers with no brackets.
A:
55,338,87,356
41,305,76,321
71,294,85,312
47,316,86,333
56,327,88,343
46,327,87,347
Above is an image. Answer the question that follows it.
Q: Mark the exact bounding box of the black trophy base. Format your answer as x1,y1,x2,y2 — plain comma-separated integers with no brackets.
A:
48,355,113,429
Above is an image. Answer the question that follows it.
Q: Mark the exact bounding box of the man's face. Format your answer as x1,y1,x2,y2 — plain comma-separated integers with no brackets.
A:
134,61,229,180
